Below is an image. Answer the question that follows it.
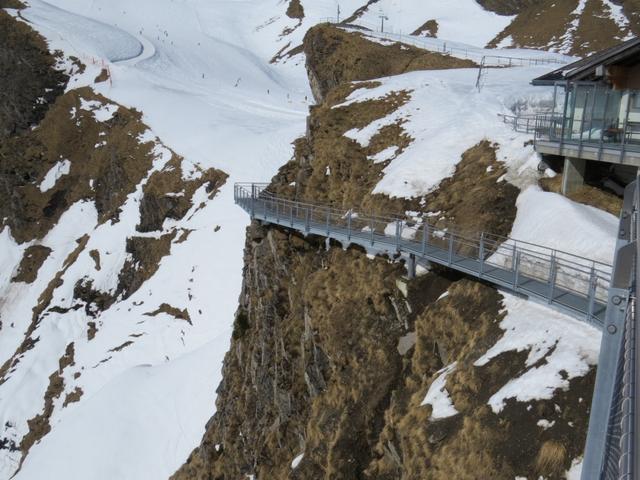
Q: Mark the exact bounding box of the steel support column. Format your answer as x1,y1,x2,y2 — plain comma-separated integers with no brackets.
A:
581,181,637,480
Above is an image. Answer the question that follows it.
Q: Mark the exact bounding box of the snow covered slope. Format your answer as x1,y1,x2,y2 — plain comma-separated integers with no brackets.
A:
1,0,314,478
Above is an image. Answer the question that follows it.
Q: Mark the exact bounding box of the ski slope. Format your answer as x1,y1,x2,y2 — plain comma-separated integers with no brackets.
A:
3,0,314,479
0,0,619,479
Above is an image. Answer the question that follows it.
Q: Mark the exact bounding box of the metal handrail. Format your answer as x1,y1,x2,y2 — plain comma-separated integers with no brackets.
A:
236,183,612,274
235,182,612,326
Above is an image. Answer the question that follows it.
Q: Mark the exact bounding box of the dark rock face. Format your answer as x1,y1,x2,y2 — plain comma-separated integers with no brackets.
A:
486,0,640,55
475,0,538,15
302,24,475,103
137,158,227,233
0,9,68,138
11,245,52,283
286,0,304,19
172,224,415,480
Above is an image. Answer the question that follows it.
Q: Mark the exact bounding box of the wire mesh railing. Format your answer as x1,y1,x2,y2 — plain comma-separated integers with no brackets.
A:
498,113,544,134
235,183,612,327
602,180,637,480
582,179,638,480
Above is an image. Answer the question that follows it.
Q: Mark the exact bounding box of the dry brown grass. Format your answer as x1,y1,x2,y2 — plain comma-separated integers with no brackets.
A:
89,249,101,271
0,8,66,136
11,245,52,283
145,303,192,325
539,174,623,216
138,156,227,232
286,0,304,19
94,68,110,83
487,0,637,55
424,141,520,240
62,386,83,407
1,88,154,243
270,87,415,218
535,440,567,478
303,24,476,102
0,0,25,8
117,231,176,299
412,19,439,37
477,0,537,15
17,343,75,470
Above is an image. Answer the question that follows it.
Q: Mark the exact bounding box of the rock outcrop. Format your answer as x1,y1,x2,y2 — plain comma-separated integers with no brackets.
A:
303,25,475,103
487,0,639,55
0,6,67,138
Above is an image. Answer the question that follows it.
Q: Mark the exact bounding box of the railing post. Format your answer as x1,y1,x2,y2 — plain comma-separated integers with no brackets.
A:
422,222,428,255
290,204,294,227
559,84,570,152
276,199,279,223
326,208,331,236
407,254,416,279
370,217,374,246
479,232,485,277
347,211,352,241
619,90,633,164
586,85,597,142
448,233,454,265
512,241,517,271
565,83,578,151
577,89,589,158
250,184,256,218
305,208,310,233
548,253,557,304
396,220,401,251
513,251,521,289
599,89,611,149
587,265,597,322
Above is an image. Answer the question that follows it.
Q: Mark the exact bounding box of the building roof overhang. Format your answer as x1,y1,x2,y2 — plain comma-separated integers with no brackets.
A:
531,37,640,86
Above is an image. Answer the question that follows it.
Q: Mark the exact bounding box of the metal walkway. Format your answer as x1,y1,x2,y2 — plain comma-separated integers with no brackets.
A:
234,183,611,328
234,181,639,479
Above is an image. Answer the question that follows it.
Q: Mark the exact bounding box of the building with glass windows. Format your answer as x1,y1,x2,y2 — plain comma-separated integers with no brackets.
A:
532,38,640,195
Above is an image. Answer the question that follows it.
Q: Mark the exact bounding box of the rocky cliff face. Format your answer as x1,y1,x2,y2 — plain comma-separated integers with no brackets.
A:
303,25,475,103
0,8,227,472
476,0,538,15
487,0,639,55
0,5,67,138
173,28,594,480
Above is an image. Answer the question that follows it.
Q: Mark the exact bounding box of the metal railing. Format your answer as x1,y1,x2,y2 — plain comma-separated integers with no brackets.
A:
235,183,612,327
582,179,638,480
534,88,640,163
320,17,570,67
498,113,544,134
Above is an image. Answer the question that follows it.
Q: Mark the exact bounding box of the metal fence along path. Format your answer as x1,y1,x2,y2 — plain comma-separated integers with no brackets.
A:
234,183,612,328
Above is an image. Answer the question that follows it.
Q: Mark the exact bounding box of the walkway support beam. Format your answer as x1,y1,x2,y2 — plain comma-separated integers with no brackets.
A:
562,157,587,195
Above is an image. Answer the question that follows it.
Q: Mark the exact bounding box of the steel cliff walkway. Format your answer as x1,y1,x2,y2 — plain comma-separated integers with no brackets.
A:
234,183,611,327
234,181,639,479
